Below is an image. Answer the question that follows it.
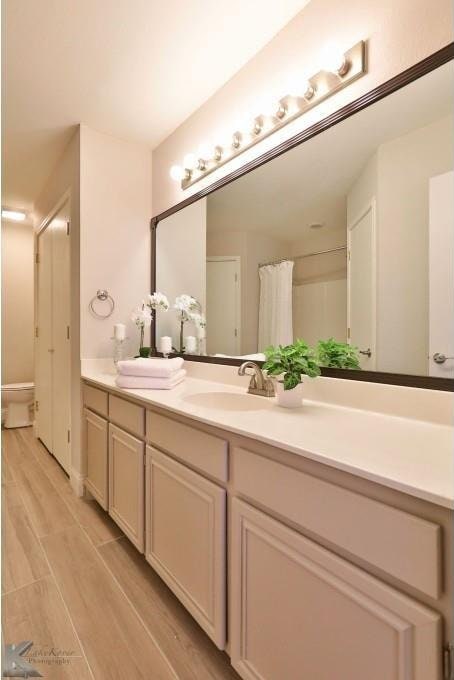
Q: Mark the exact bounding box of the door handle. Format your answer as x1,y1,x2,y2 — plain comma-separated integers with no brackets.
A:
359,348,372,358
47,348,55,353
433,352,454,364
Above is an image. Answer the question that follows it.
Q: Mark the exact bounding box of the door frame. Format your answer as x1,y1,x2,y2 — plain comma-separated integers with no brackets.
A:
34,191,72,468
206,255,242,355
347,197,377,370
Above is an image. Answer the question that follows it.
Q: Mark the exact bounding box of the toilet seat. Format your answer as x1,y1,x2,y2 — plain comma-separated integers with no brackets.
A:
2,382,34,391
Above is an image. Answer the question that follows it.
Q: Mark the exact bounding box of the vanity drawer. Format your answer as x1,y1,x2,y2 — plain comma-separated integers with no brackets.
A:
146,411,228,483
232,447,442,599
109,394,145,438
83,383,108,417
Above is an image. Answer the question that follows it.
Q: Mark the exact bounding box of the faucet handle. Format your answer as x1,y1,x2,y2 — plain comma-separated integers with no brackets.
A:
238,361,275,397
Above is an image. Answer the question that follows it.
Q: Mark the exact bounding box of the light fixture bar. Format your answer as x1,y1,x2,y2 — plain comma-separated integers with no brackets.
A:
179,40,366,190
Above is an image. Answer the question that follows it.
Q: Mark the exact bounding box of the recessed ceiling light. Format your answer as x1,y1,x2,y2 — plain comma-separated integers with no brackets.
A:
2,209,27,222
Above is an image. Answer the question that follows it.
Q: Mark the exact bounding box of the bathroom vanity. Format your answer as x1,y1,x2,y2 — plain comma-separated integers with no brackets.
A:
81,365,453,680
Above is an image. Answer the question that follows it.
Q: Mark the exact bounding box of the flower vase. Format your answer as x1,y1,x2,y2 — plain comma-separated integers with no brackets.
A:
275,381,303,408
179,319,184,354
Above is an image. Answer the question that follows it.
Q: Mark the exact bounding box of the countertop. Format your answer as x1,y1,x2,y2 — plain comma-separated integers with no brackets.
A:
82,364,454,509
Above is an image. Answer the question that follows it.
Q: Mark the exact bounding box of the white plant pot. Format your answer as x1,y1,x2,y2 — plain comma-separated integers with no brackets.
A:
275,381,303,408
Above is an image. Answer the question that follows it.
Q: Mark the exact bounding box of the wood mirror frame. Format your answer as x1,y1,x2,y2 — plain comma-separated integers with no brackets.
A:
151,44,454,391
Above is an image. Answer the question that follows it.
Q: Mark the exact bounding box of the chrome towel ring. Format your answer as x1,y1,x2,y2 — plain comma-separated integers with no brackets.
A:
89,289,115,319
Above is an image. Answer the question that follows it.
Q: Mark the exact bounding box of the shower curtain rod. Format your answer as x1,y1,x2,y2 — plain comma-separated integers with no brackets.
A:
259,245,347,268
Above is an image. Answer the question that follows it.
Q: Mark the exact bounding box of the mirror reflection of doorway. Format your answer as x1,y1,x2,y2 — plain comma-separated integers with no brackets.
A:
347,199,376,370
206,256,241,356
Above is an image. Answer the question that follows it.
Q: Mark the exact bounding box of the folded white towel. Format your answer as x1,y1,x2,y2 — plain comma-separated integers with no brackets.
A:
117,357,184,378
115,369,186,390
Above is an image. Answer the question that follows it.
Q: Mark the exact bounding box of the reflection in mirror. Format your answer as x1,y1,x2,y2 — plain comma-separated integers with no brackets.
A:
156,61,454,378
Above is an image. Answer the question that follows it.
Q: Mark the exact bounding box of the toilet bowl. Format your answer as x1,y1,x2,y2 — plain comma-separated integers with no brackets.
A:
2,382,35,428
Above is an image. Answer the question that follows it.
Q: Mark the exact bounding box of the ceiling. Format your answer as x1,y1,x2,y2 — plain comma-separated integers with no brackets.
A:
2,0,310,210
207,62,454,243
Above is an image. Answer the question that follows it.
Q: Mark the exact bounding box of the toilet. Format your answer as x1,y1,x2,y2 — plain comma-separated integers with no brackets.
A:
2,382,35,428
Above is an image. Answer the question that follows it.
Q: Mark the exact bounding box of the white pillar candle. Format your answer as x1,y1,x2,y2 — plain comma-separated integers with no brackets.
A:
160,336,172,354
185,335,197,353
114,323,126,341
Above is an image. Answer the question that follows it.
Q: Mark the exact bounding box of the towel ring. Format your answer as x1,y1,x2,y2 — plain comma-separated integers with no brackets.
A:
89,290,115,319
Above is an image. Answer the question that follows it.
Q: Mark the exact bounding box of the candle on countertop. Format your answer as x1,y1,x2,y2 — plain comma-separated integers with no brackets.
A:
160,336,172,355
185,335,197,354
114,323,126,341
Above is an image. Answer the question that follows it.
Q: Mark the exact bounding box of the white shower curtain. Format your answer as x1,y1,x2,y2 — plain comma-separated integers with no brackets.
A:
258,260,294,350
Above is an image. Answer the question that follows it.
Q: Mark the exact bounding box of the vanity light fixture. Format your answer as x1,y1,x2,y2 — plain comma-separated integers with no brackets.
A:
2,208,27,222
169,165,190,181
172,40,366,189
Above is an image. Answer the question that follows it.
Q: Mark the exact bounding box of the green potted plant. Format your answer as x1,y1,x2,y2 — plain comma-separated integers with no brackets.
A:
316,338,361,370
263,339,320,408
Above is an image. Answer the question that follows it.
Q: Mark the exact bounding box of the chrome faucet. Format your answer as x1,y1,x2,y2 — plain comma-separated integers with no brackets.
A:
238,361,275,397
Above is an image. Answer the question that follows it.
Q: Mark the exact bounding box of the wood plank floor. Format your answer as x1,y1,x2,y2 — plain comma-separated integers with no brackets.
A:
2,427,239,679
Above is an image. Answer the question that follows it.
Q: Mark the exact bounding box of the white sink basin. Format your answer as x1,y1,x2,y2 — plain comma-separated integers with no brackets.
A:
182,391,273,412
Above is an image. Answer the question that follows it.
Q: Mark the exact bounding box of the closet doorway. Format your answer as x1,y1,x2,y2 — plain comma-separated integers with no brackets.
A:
36,200,71,473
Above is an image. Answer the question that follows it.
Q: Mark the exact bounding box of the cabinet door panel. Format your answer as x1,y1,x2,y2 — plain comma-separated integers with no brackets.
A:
145,447,226,649
109,425,144,552
231,498,441,680
84,409,108,510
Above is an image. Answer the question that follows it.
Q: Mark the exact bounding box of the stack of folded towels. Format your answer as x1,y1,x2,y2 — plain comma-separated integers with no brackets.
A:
115,357,186,390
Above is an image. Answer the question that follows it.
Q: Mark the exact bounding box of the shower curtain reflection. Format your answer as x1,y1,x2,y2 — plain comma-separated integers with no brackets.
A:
258,260,294,350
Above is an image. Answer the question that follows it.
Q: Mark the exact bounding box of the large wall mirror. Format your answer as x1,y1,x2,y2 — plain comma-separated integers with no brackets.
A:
153,53,454,389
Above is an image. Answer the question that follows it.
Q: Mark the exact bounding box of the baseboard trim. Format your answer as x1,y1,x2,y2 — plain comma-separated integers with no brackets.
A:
70,468,86,497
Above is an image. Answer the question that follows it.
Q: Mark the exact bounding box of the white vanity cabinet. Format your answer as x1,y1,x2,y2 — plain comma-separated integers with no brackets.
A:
81,379,452,680
83,408,108,510
108,423,145,552
230,498,441,680
145,446,227,649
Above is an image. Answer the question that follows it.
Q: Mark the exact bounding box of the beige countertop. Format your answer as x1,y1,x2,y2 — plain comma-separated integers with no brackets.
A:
81,361,454,509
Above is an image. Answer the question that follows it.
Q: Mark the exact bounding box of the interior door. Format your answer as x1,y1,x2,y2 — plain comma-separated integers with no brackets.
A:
36,201,71,472
51,210,71,471
347,200,376,369
206,257,240,356
36,225,53,451
429,171,454,377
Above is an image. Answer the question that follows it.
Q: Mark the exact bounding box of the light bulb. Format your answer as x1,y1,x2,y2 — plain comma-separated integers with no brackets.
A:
322,45,349,75
281,73,302,99
303,81,315,100
183,153,197,170
197,143,214,161
169,165,185,181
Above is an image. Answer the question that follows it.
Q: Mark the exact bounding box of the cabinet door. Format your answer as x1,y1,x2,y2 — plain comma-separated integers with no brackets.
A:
145,447,226,649
84,408,108,510
108,424,145,552
231,498,441,680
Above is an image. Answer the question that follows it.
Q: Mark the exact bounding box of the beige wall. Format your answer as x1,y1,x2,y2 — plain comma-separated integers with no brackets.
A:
156,199,207,349
1,220,35,384
80,126,152,359
152,0,452,215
